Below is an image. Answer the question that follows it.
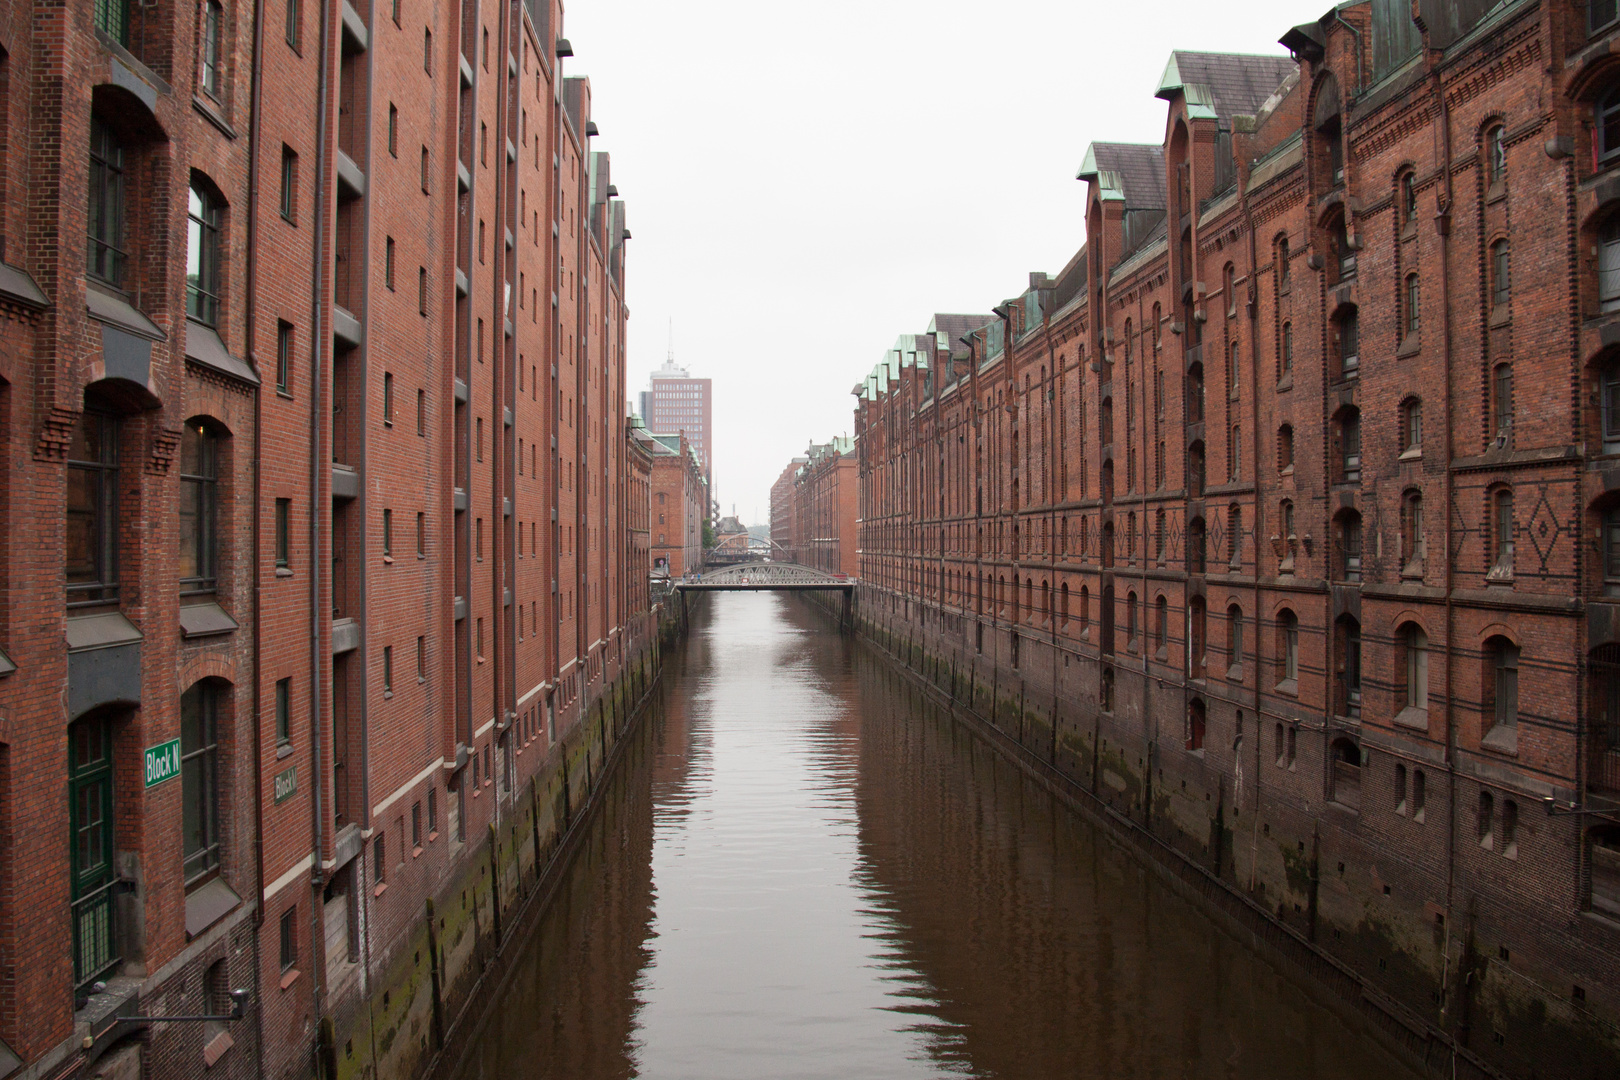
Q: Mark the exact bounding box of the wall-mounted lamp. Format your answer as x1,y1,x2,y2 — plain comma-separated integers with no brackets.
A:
555,38,573,57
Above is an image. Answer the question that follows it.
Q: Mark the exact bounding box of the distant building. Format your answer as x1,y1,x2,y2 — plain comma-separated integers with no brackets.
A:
771,459,807,560
793,437,859,578
642,359,714,504
649,433,707,577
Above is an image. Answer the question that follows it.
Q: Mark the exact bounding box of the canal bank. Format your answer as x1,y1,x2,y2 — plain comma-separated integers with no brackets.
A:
825,583,1611,1080
450,592,1423,1079
322,597,690,1080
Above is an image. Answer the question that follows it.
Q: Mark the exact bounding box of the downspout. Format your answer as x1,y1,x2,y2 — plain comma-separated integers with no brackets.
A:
1432,62,1461,1043
307,0,335,1039
245,0,268,1069
1245,169,1266,891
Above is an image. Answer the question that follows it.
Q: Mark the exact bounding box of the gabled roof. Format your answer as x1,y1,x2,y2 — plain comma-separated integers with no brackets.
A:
1155,51,1297,121
1077,143,1166,209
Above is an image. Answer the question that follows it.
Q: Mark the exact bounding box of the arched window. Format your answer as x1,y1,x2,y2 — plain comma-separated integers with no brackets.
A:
1337,511,1362,582
88,118,128,286
1331,738,1361,809
1404,273,1421,340
1229,424,1241,480
1079,585,1090,634
1278,609,1300,685
1227,504,1242,568
1400,170,1418,230
1277,235,1291,290
1187,363,1204,423
1600,355,1620,451
1490,238,1510,308
1224,263,1236,316
1188,517,1207,575
1600,215,1620,312
1279,499,1297,572
1399,623,1429,716
1402,490,1426,571
1229,339,1241,399
1188,597,1207,679
187,180,224,326
1155,594,1168,654
181,680,225,883
1188,441,1206,498
1227,604,1244,674
67,408,122,606
1280,321,1293,376
1101,667,1115,712
1186,699,1207,752
1479,790,1496,848
1490,487,1515,577
1127,590,1139,647
180,421,222,594
1332,212,1355,278
1400,398,1423,455
1493,363,1515,444
1335,615,1362,715
1333,306,1359,377
1486,124,1507,187
1486,636,1520,734
1395,763,1409,813
1278,424,1294,472
1336,408,1362,484
1060,582,1070,627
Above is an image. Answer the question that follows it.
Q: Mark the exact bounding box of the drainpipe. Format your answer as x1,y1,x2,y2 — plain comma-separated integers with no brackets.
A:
1244,168,1266,890
307,0,335,1042
245,0,268,1068
1432,62,1461,1042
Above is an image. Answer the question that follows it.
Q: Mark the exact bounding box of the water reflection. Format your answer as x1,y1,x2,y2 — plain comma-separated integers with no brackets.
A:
459,594,1417,1079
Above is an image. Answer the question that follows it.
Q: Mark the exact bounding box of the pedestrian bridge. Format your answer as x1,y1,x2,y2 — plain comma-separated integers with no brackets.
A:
675,562,854,592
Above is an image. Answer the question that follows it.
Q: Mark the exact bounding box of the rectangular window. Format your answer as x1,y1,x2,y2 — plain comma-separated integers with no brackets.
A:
416,635,425,681
421,146,430,192
373,835,385,884
423,27,433,72
276,320,294,393
180,681,221,883
412,803,422,848
387,104,398,156
416,511,425,556
418,268,428,315
178,425,219,593
476,518,483,560
275,497,291,569
417,389,425,435
200,1,224,98
427,787,438,833
66,412,120,605
280,907,298,971
477,417,484,460
1494,644,1520,728
383,645,393,692
87,120,127,286
276,677,292,744
476,618,484,659
382,508,393,555
1594,0,1619,33
280,146,297,222
385,237,395,289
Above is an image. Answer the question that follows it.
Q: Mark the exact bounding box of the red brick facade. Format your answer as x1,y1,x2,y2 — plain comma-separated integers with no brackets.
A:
0,0,653,1076
649,433,704,578
852,5,1620,1075
783,438,857,577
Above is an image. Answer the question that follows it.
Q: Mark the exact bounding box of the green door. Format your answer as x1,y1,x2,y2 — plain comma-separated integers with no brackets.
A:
69,716,117,988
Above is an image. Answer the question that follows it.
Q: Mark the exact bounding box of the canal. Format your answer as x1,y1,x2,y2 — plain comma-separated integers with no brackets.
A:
455,593,1419,1079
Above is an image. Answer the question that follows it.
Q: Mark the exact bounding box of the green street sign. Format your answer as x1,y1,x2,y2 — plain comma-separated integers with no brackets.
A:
274,765,298,805
144,738,182,789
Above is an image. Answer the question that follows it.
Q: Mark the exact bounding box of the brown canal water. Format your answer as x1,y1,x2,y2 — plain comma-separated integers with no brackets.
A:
455,593,1418,1079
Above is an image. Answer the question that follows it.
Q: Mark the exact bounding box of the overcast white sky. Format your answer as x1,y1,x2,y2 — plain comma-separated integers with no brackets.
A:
564,0,1309,525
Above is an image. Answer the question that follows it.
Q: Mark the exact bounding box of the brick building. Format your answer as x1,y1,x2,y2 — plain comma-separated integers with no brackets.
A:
769,457,805,561
789,437,858,578
0,0,653,1077
649,432,705,578
850,4,1620,1075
